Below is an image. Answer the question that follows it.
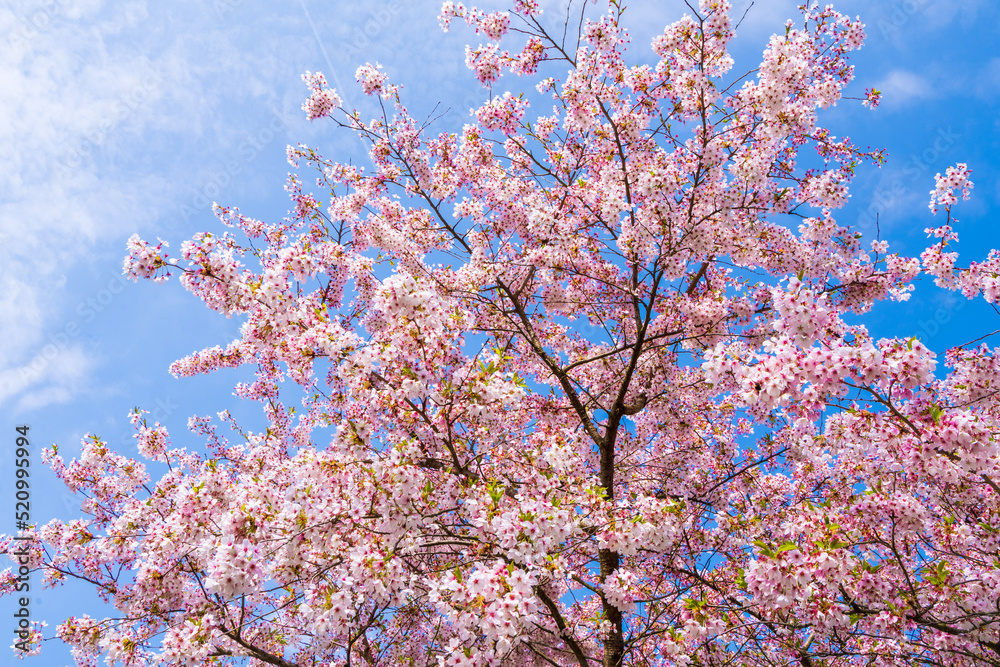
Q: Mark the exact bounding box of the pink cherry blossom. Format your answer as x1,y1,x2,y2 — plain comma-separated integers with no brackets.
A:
300,70,341,121
4,2,1000,667
356,62,390,96
929,162,974,214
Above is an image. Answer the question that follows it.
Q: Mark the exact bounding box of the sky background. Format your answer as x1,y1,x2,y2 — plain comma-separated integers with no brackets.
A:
0,0,998,664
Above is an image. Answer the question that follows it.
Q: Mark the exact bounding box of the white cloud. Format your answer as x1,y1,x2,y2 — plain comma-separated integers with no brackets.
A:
0,343,93,412
0,0,307,409
16,386,75,412
874,69,933,109
0,0,165,382
0,275,45,366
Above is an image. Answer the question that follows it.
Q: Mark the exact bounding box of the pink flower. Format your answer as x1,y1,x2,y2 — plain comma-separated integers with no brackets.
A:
24,4,999,667
929,162,973,214
301,70,341,120
863,87,881,108
356,63,389,96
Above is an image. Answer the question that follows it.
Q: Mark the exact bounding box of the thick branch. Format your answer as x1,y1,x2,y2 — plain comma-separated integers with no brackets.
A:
536,586,592,667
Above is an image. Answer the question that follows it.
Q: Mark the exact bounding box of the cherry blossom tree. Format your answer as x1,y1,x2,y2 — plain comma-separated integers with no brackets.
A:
4,1,1000,666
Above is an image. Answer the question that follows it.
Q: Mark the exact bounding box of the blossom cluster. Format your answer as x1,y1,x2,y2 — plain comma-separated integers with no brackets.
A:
929,162,973,214
6,2,999,667
300,70,341,121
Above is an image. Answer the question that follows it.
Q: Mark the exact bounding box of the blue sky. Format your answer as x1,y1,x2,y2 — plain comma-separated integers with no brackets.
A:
0,0,997,663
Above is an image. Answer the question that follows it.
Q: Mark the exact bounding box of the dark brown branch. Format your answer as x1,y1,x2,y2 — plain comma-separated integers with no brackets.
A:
536,586,592,667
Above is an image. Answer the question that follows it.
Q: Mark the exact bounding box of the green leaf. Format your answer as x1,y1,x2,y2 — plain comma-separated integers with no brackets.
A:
752,540,775,558
928,404,943,424
487,481,504,504
924,561,951,586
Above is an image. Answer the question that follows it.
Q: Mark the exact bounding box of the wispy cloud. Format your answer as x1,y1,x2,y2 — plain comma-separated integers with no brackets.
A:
0,1,164,379
874,69,934,109
0,343,93,413
0,0,305,410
